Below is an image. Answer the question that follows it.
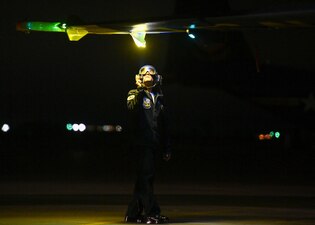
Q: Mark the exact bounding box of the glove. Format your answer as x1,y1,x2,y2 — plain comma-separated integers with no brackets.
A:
135,74,144,88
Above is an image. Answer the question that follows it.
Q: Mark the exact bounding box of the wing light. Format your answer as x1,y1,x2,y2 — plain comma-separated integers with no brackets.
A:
186,24,196,39
66,26,89,41
130,32,146,47
17,21,66,32
130,24,148,48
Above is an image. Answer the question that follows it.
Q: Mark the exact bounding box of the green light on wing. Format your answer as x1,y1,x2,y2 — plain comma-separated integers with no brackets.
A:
26,22,66,32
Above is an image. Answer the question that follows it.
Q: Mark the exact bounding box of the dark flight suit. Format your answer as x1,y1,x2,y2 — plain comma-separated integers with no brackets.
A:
125,87,171,219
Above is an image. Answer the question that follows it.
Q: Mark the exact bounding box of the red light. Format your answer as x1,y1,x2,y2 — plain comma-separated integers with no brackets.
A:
258,134,264,140
264,134,271,140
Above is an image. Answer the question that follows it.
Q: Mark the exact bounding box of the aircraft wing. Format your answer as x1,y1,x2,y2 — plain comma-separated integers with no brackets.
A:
16,9,315,47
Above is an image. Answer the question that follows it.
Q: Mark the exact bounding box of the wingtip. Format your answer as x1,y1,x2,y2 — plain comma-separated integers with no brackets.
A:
16,21,27,31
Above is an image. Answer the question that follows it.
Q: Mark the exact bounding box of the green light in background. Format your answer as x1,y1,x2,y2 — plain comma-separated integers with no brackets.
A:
66,123,73,131
275,131,280,138
269,131,274,137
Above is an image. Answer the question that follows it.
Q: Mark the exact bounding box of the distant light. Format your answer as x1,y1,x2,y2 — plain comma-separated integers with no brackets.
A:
66,123,73,131
258,134,264,140
102,125,114,132
258,131,281,141
188,33,195,39
72,123,79,132
269,131,274,137
78,123,86,132
189,24,196,29
116,125,123,132
1,124,10,132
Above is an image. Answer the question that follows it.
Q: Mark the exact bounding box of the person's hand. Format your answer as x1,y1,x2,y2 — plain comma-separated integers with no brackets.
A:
135,74,143,88
163,153,171,161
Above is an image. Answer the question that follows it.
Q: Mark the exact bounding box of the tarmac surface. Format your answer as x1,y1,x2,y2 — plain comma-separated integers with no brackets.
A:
0,182,315,225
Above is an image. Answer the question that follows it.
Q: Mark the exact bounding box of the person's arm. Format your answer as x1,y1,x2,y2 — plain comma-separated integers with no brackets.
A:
127,89,142,110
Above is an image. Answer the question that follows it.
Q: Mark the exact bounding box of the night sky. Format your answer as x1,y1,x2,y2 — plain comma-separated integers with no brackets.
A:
1,0,315,183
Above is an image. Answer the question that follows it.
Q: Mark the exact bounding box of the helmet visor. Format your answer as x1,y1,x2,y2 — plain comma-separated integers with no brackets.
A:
139,66,157,75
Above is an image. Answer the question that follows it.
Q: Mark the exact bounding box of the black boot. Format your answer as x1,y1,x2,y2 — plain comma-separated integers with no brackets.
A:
144,215,169,224
124,215,144,223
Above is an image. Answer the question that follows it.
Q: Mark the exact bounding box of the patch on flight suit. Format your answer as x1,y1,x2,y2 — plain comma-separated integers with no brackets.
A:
143,97,151,109
127,95,135,101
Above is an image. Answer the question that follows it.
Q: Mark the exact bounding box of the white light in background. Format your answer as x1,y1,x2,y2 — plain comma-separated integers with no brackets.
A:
1,124,10,132
116,125,122,132
78,123,86,132
66,122,122,133
72,123,79,132
102,125,114,132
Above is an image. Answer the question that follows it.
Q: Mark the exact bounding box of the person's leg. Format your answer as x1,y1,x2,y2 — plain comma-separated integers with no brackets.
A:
126,192,143,218
125,194,144,222
125,146,144,222
139,146,161,217
126,146,162,222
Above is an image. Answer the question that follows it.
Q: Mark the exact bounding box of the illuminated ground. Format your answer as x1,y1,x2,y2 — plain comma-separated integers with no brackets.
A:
1,204,315,225
0,183,314,225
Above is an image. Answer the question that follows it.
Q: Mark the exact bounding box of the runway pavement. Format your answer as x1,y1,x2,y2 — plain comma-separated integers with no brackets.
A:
0,182,315,225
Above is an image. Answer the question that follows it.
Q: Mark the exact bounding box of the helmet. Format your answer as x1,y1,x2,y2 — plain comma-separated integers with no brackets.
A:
137,65,162,87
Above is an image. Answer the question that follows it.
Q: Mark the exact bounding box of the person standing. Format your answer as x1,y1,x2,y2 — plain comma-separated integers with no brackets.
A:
125,65,171,224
